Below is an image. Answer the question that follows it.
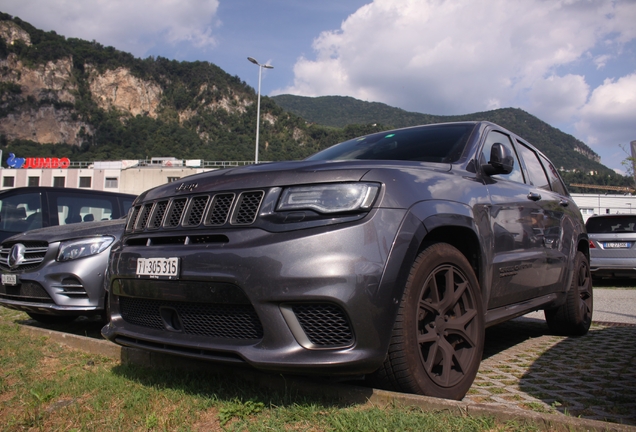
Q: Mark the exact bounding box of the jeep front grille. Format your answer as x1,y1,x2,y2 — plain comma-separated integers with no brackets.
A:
126,191,264,233
207,194,235,226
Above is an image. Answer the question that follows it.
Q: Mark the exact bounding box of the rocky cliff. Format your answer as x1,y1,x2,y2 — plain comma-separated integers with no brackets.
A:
0,52,89,145
0,14,290,160
87,66,163,118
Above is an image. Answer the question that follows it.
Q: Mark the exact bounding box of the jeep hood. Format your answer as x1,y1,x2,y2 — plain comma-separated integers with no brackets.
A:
137,159,452,202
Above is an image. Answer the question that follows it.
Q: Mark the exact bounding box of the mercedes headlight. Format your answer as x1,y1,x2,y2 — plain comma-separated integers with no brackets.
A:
277,183,380,213
57,236,115,262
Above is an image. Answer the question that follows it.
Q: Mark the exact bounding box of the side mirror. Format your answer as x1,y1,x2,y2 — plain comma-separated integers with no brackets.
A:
483,142,514,175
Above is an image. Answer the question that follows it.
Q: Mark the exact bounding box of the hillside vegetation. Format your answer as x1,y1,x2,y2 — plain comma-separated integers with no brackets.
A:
271,95,635,190
0,12,631,190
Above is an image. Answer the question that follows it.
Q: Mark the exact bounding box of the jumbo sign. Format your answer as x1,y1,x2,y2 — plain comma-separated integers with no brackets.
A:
6,153,71,169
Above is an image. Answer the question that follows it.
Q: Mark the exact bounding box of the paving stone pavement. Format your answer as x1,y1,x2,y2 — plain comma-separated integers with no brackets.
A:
464,317,636,426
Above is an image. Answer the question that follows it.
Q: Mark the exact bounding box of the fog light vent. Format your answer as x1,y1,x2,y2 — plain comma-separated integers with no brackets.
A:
291,303,354,347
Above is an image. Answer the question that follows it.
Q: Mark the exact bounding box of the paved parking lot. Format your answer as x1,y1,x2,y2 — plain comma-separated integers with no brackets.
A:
465,286,636,426
466,316,636,426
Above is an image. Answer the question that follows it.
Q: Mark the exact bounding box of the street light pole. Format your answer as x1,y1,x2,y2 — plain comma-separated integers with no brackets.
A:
247,57,273,164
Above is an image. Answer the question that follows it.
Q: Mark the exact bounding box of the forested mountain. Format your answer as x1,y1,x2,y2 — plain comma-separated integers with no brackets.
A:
0,12,380,163
272,96,596,172
271,95,635,190
0,12,631,190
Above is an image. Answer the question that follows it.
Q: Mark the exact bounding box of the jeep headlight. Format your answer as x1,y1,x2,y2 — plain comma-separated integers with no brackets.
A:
277,183,380,213
57,236,115,262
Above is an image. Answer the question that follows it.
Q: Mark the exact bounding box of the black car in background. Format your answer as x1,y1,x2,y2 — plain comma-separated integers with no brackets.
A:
0,187,135,242
103,121,592,400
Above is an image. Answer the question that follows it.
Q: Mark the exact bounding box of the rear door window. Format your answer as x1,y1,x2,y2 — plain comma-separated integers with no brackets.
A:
539,154,568,196
516,142,551,190
56,195,115,225
121,197,134,216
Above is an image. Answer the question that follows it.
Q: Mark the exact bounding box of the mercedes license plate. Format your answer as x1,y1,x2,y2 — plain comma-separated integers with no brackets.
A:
136,257,179,279
1,274,18,286
604,242,632,249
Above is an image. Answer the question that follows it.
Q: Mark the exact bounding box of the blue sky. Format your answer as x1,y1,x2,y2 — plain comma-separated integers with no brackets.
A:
1,0,635,173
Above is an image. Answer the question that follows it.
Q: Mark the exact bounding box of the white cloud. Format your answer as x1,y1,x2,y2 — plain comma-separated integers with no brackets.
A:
277,0,634,113
273,0,636,170
576,73,636,147
528,74,589,123
2,0,220,56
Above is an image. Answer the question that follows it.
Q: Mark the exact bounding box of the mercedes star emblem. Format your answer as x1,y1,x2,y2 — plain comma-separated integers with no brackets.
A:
8,243,26,270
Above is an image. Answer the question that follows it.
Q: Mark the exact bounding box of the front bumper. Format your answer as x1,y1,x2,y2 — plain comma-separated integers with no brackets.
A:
0,248,109,316
102,208,407,376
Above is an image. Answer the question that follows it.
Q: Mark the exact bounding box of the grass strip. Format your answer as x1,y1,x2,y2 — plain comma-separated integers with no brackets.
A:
0,308,550,431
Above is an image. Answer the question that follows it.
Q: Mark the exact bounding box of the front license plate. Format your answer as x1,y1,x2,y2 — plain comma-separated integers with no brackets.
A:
2,274,18,286
136,257,179,279
603,242,632,249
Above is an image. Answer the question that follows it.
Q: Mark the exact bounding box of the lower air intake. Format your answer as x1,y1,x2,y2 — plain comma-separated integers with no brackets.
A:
292,303,354,347
119,297,264,340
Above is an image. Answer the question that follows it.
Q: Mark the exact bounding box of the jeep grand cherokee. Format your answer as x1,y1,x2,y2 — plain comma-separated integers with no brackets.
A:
102,121,592,400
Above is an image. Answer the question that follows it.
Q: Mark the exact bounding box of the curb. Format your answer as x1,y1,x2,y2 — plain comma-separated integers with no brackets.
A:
20,324,636,432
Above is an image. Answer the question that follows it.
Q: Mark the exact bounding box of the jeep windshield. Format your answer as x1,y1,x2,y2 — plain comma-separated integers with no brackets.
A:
306,123,475,163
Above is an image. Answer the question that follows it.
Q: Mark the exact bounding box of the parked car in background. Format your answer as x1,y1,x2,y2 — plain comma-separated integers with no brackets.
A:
0,187,135,242
586,214,636,279
0,219,125,324
103,121,592,401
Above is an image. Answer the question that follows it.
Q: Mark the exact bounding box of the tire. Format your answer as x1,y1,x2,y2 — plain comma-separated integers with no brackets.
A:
372,243,485,400
545,251,593,336
100,293,111,325
26,312,77,325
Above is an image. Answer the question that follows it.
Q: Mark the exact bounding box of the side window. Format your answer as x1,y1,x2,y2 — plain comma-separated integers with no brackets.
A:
480,131,524,183
0,192,43,232
539,154,568,196
57,195,114,225
121,198,135,216
516,142,550,190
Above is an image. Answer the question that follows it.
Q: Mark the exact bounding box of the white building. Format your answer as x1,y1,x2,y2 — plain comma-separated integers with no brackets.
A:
572,193,636,221
0,157,253,196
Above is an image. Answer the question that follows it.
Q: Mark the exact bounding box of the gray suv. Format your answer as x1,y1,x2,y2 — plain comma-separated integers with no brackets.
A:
102,121,592,400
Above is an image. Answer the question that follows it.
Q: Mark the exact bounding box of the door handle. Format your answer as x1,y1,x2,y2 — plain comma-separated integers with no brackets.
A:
527,192,541,201
559,199,569,207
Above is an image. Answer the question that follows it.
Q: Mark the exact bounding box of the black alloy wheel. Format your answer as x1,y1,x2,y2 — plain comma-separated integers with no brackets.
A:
545,251,593,336
372,243,484,400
